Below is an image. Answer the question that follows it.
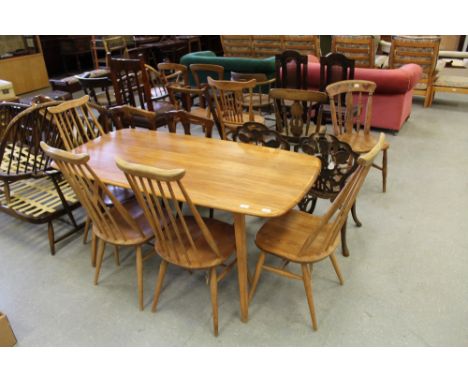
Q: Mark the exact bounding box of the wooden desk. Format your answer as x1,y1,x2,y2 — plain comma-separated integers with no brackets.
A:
72,128,321,321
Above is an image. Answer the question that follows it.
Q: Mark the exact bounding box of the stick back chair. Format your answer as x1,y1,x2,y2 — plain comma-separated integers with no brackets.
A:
232,121,290,150
326,80,390,192
207,77,264,140
0,101,82,255
190,63,225,89
249,134,385,330
115,158,237,336
297,133,360,257
331,35,376,68
388,35,440,108
157,62,189,87
40,142,154,310
230,72,276,115
270,88,327,148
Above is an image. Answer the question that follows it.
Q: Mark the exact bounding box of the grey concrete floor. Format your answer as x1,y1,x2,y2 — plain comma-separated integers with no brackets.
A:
1,92,468,346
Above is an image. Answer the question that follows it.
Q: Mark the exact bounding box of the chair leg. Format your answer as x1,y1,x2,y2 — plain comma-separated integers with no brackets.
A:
136,245,144,311
329,254,344,285
83,216,91,244
248,251,266,303
47,221,56,255
301,263,318,331
341,218,350,257
382,148,388,193
152,260,168,312
91,231,97,267
114,246,120,266
351,202,362,227
209,267,219,337
209,208,214,219
94,239,106,285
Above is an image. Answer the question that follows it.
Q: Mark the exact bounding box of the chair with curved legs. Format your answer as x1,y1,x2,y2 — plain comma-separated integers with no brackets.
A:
116,158,237,336
326,80,390,192
297,133,360,257
249,134,385,330
232,121,290,150
40,142,154,311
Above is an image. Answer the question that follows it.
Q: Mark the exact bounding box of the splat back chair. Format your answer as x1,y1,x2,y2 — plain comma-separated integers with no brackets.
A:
116,158,237,336
250,134,385,330
0,101,82,255
164,109,214,138
297,133,360,257
270,88,327,148
40,142,154,311
275,50,308,90
207,77,264,140
232,122,290,150
326,80,389,192
108,55,174,125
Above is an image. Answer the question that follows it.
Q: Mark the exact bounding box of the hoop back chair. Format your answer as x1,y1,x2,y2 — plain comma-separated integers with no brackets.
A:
207,77,264,140
157,62,189,87
275,50,308,90
297,133,360,257
115,158,237,336
270,88,327,148
249,134,385,330
388,35,440,108
0,101,82,255
232,122,290,150
40,142,154,310
326,80,389,192
331,35,376,68
230,72,276,115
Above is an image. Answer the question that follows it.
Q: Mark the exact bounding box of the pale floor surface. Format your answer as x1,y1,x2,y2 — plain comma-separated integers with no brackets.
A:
1,92,467,346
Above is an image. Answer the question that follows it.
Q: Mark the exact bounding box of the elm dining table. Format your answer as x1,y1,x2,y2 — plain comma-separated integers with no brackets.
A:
71,128,321,322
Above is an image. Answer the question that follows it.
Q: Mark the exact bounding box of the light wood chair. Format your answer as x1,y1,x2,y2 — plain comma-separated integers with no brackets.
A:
40,142,154,311
102,36,129,67
207,77,264,140
331,35,376,68
326,80,390,192
249,134,385,330
283,35,321,57
115,158,237,336
144,64,170,102
157,62,189,87
388,35,441,108
270,88,327,148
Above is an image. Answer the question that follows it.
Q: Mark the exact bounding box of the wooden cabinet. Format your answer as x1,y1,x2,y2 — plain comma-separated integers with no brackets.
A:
0,36,49,95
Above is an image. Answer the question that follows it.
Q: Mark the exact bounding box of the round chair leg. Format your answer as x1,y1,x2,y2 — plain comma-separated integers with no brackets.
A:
351,202,362,227
341,219,350,257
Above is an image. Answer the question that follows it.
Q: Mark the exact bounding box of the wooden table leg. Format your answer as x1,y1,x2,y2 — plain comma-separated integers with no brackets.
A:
234,213,249,322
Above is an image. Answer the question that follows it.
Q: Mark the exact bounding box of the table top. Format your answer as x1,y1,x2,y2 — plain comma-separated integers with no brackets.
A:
71,129,321,218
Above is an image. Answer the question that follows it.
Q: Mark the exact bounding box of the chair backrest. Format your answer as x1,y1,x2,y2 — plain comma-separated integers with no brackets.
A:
40,142,144,243
115,158,222,266
164,109,213,138
207,77,257,139
252,35,283,58
102,36,129,66
331,35,376,68
221,35,253,57
47,95,107,150
232,122,290,150
107,104,159,130
190,64,225,88
0,102,29,137
270,88,327,141
166,83,209,115
389,35,440,84
297,133,358,198
298,133,385,257
275,50,308,90
75,75,115,107
326,80,376,137
0,101,63,181
108,54,154,111
319,53,355,92
145,64,169,102
283,35,321,57
157,62,189,87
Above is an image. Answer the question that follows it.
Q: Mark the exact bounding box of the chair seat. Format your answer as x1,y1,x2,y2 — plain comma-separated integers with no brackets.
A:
155,217,236,269
95,198,153,245
224,113,265,128
243,93,272,108
337,133,389,153
148,100,176,114
255,209,339,263
434,75,468,89
95,91,117,106
189,106,211,119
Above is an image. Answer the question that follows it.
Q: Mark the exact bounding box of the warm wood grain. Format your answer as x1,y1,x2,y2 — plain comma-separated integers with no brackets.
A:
71,129,321,218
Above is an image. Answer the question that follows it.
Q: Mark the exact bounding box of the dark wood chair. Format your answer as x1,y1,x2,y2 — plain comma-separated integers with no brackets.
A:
275,50,308,90
108,54,175,125
297,133,360,257
232,121,290,150
0,101,83,255
116,158,237,336
107,104,161,131
164,109,213,138
270,88,327,149
76,75,116,108
249,134,385,330
41,142,154,311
